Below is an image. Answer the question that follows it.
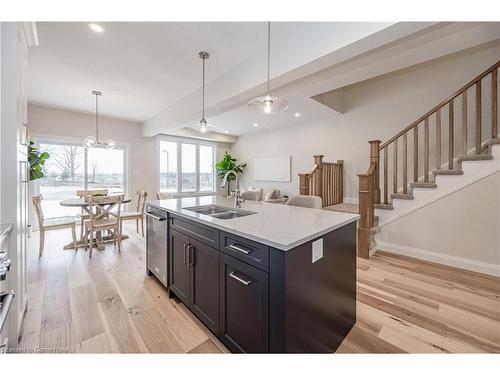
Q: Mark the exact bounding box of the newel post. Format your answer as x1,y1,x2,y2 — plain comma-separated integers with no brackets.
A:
357,173,370,259
298,173,309,195
313,155,324,198
369,140,381,204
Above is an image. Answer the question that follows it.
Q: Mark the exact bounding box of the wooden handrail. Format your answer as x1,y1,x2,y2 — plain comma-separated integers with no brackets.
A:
379,60,500,150
298,156,343,207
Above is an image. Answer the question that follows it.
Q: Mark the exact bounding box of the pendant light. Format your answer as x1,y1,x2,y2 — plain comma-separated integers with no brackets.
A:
83,91,116,149
192,51,216,133
248,22,288,114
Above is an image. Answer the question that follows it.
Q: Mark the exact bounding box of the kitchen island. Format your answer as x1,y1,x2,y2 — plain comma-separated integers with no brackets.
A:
146,195,359,353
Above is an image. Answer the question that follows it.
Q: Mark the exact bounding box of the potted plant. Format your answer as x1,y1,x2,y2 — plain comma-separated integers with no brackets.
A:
215,151,246,197
28,141,50,181
27,141,50,237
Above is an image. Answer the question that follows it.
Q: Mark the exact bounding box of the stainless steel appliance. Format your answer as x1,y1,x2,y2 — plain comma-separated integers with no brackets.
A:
146,207,168,287
0,225,14,354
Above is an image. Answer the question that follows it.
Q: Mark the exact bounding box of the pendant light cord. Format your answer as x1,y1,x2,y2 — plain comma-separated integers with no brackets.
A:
202,54,206,120
266,21,271,95
95,93,99,142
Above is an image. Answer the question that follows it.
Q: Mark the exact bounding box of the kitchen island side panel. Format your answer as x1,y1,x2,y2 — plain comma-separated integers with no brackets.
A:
270,221,357,353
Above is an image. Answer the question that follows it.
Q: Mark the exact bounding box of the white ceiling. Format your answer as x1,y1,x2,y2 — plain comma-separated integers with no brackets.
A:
29,22,270,121
29,22,499,139
28,21,394,127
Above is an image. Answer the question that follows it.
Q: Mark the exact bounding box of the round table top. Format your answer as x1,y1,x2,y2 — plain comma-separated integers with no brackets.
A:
60,197,132,207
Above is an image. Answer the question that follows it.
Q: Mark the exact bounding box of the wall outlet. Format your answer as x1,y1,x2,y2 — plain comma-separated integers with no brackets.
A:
312,238,323,263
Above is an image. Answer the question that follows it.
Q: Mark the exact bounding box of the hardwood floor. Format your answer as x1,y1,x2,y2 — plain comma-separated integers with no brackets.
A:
19,222,500,353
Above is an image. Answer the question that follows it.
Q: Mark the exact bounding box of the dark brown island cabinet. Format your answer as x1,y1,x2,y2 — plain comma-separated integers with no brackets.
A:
147,208,357,353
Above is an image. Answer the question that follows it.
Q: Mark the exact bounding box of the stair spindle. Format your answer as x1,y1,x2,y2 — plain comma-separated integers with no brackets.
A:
449,100,454,169
413,126,418,182
492,69,497,139
384,147,388,204
436,109,441,170
424,117,429,182
393,140,398,194
462,91,468,155
476,81,482,154
403,133,408,194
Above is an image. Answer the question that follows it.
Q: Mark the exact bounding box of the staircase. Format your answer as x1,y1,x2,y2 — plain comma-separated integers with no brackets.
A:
356,60,499,258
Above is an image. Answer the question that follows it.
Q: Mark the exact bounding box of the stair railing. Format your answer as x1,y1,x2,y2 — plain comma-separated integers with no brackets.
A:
299,155,344,207
358,59,499,258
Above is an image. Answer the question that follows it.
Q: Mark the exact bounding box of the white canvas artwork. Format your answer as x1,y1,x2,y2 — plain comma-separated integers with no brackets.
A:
254,156,291,182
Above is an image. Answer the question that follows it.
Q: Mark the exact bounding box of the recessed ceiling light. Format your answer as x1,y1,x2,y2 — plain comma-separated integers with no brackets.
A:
294,112,301,117
88,23,104,33
253,123,259,127
224,130,229,134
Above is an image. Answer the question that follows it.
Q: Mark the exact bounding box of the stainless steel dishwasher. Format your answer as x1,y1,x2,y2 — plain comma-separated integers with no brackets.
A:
146,207,168,287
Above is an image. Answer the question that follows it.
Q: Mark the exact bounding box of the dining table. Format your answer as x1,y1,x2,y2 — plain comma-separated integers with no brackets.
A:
59,197,132,251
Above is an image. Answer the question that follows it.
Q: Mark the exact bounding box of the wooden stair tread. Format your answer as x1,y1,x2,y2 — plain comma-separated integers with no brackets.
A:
374,203,393,210
457,154,493,162
432,169,463,176
390,193,414,200
410,182,437,189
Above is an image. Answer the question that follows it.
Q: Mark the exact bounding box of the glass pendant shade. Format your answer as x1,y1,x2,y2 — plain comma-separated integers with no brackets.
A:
247,94,288,114
194,118,216,133
248,22,288,115
83,136,96,149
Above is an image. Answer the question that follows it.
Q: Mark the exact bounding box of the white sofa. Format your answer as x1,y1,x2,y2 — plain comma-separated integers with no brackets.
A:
241,188,284,204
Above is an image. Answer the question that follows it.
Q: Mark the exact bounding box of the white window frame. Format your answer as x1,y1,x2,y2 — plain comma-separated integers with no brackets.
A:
32,133,131,197
156,135,217,197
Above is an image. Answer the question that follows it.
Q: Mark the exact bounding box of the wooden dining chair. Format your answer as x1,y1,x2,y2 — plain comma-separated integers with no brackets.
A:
32,194,77,257
120,191,148,237
84,195,123,258
76,189,108,237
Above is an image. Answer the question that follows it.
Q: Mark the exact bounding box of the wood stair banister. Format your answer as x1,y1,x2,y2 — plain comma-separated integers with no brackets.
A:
358,59,500,259
298,155,344,207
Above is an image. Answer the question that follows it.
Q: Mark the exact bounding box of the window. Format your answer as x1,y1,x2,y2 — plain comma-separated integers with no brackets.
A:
37,139,128,220
158,137,216,195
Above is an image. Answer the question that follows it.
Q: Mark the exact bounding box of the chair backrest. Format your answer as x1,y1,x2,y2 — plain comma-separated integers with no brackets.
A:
32,194,44,227
136,190,148,214
87,195,123,224
242,189,262,201
76,189,109,198
285,195,322,209
156,192,172,200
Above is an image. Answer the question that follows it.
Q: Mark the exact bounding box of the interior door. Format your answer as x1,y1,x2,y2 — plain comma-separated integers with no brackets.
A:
219,253,269,353
169,229,190,305
189,238,220,335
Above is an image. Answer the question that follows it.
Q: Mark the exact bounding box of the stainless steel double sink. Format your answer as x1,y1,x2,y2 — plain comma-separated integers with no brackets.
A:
184,205,256,220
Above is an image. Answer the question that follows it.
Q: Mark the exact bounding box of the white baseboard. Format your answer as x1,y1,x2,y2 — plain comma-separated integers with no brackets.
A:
375,240,500,277
343,197,359,204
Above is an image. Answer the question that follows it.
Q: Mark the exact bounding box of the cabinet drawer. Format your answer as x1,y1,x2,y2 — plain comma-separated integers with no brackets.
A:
170,214,219,248
220,231,269,272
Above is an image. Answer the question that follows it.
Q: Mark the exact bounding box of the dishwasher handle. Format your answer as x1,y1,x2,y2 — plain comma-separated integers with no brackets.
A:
146,212,167,221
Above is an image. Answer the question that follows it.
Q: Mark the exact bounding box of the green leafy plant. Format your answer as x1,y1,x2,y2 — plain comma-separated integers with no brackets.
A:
216,151,246,196
28,141,50,181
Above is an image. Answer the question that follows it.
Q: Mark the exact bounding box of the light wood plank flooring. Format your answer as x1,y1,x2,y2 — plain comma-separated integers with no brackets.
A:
19,222,500,353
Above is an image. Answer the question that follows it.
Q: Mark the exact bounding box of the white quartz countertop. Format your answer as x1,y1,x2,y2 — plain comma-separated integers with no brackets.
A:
147,196,359,251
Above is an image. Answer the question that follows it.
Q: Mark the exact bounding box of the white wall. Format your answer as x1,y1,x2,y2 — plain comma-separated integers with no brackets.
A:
231,43,500,200
27,104,156,203
377,170,500,276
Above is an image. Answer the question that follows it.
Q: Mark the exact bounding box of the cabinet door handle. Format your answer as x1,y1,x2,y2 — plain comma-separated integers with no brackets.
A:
188,245,194,267
229,271,252,286
228,243,252,255
183,244,189,266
